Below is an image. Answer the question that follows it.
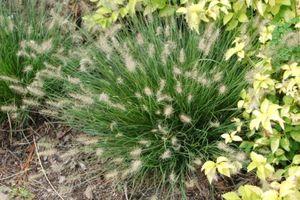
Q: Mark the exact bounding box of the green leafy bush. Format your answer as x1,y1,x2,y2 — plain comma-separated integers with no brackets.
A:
0,0,78,124
45,17,259,197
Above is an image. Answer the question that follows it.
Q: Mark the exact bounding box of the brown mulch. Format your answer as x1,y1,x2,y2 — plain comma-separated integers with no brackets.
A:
0,119,124,200
0,118,259,200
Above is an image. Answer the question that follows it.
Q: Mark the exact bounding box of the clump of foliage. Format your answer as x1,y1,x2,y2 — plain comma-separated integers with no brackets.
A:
0,0,79,124
84,0,298,31
45,16,259,197
9,186,34,200
202,57,300,199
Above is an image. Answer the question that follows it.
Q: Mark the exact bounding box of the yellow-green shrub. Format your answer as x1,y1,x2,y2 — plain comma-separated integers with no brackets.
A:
202,58,300,199
84,0,298,31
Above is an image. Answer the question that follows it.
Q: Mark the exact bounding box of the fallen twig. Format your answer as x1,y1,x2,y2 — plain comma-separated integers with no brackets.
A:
33,136,65,200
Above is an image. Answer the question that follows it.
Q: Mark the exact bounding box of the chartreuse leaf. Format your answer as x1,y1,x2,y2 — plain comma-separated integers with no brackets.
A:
225,37,245,60
238,13,248,22
247,152,274,180
201,161,216,184
238,185,263,200
262,190,279,200
222,192,241,200
180,0,188,4
273,169,285,180
223,12,234,24
280,137,290,151
159,6,176,17
250,99,284,134
202,157,236,184
256,1,267,15
292,155,300,164
226,19,238,30
127,0,138,16
290,131,300,142
221,131,243,144
279,179,296,197
270,135,280,153
177,2,209,33
217,161,231,177
119,7,128,17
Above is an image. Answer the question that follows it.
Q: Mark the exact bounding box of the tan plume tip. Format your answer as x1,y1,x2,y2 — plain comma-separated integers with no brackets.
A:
169,172,176,183
112,157,124,164
135,92,142,99
60,149,80,159
23,65,33,73
67,76,81,84
98,37,113,55
95,148,104,156
175,82,183,94
39,109,59,117
171,137,178,146
150,195,158,200
187,94,193,103
99,92,110,103
105,170,119,180
130,148,142,158
69,93,94,105
179,48,186,63
185,179,197,189
80,58,92,72
193,158,202,166
27,86,45,97
39,149,57,157
9,85,27,94
139,140,150,146
130,160,142,173
136,33,144,45
163,105,174,118
213,72,223,82
160,149,172,159
115,132,123,137
0,105,17,112
144,87,153,96
124,54,136,72
116,77,124,84
148,43,155,57
236,152,247,162
39,39,53,54
164,25,170,37
156,26,162,36
76,135,99,145
23,98,40,107
219,85,227,94
179,114,192,124
209,120,220,128
0,75,20,83
173,67,182,76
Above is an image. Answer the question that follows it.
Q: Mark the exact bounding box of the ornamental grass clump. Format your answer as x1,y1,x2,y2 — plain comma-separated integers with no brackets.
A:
0,0,81,124
47,17,259,197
